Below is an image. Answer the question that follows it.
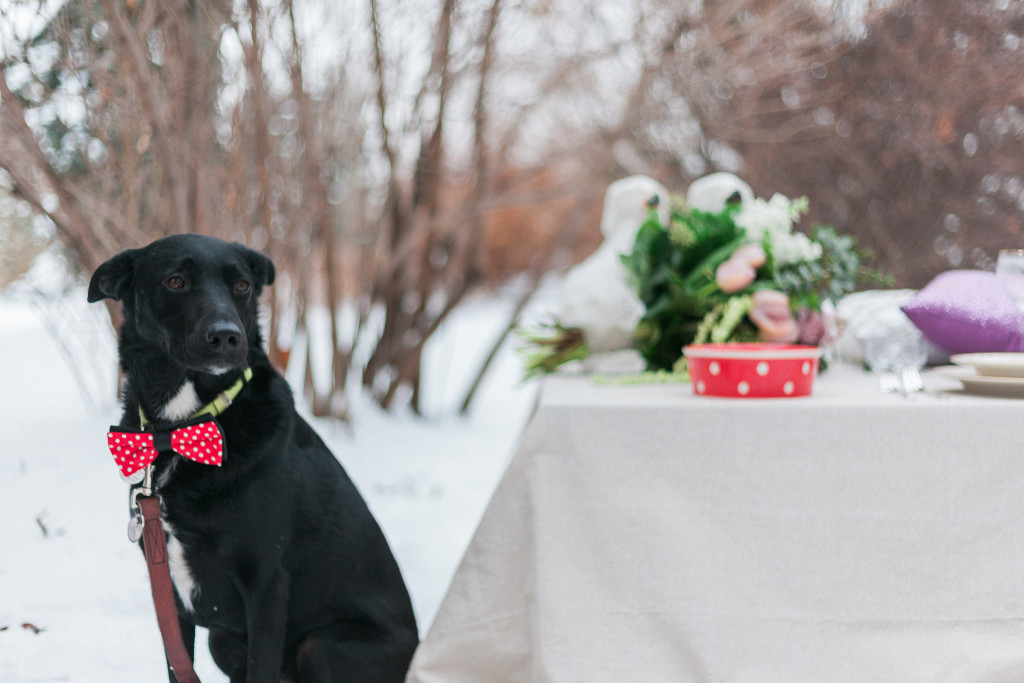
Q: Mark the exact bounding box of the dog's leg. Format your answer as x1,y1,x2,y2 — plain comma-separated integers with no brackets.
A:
242,570,290,682
292,622,418,683
209,627,248,682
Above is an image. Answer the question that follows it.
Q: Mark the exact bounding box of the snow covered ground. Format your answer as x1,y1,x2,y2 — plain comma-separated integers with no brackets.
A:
0,288,539,682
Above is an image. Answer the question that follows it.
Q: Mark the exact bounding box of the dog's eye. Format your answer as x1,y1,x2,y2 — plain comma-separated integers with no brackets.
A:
234,280,251,294
165,276,186,290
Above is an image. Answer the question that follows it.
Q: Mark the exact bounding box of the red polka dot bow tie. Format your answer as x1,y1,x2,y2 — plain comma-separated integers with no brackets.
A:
106,416,225,478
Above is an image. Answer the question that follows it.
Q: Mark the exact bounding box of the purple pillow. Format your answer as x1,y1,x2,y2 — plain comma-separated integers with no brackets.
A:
901,270,1024,353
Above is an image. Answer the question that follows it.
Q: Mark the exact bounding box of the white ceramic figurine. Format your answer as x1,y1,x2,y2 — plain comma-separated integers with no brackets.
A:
556,175,670,352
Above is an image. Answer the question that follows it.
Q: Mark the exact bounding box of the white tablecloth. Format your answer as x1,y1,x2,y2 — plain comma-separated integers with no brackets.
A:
407,367,1024,683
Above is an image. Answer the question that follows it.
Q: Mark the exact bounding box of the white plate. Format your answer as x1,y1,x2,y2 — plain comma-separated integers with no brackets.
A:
950,352,1024,378
933,365,1024,397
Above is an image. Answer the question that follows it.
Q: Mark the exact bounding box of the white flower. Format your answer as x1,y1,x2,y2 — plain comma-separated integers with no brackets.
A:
772,231,822,265
734,193,795,242
735,193,821,265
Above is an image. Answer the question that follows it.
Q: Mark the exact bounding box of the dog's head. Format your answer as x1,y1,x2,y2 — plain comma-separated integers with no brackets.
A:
88,234,275,375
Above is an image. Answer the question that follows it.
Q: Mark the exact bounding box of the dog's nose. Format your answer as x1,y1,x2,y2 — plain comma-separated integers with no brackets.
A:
206,321,243,350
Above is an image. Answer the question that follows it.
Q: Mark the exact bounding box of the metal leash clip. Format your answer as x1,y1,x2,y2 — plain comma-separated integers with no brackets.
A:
127,465,155,543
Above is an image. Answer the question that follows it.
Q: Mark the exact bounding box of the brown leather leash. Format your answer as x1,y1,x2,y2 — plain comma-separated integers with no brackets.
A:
113,374,251,682
138,494,201,683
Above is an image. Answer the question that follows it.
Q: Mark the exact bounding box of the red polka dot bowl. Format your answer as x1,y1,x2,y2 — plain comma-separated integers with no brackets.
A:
682,343,821,398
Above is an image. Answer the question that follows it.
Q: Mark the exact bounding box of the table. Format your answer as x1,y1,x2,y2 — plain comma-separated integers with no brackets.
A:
406,367,1024,682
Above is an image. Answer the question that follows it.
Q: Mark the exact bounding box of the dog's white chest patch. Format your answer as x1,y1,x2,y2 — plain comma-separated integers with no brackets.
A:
163,520,199,613
160,381,200,422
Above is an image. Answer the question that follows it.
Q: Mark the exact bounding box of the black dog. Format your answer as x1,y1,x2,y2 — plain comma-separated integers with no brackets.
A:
88,234,418,682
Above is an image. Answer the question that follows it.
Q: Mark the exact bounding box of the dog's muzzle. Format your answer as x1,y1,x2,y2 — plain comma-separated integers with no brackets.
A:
190,318,248,373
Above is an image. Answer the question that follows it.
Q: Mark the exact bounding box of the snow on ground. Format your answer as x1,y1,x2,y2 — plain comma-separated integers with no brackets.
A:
0,288,538,682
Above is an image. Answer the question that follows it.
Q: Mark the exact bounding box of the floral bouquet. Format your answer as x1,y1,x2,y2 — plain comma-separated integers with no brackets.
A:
520,174,882,377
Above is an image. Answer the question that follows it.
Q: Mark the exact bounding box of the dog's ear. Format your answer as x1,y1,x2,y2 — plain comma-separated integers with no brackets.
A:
234,244,275,291
87,250,137,303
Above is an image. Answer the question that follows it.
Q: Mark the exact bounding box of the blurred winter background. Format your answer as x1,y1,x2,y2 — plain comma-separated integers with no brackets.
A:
2,0,1024,679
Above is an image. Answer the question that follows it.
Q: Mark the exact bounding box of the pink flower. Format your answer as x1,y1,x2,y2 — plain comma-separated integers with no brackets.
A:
715,245,766,293
733,244,766,268
749,290,799,343
797,308,826,345
715,259,756,293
